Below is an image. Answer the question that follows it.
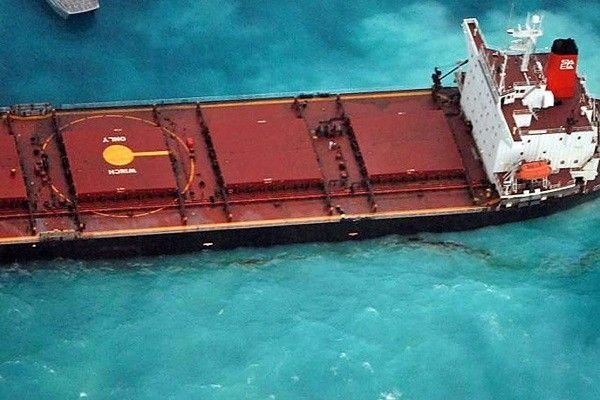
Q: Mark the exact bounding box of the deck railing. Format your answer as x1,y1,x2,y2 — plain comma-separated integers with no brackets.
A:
52,86,430,111
519,125,594,136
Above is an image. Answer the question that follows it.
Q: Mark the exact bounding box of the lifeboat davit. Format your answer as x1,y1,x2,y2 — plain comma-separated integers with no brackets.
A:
516,161,552,181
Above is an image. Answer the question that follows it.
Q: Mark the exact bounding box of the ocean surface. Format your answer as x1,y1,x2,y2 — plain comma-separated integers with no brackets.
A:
0,1,599,399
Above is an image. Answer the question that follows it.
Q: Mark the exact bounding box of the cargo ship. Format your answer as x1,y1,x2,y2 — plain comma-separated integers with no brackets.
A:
0,14,598,260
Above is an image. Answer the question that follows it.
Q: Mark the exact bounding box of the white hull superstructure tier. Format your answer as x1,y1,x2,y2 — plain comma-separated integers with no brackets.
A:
456,16,599,206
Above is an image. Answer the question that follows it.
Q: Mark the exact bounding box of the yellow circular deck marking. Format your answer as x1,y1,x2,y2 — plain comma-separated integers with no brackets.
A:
45,113,196,216
102,144,170,166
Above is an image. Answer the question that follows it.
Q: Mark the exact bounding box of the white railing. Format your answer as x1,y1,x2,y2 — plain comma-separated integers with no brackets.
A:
477,56,500,104
519,125,594,136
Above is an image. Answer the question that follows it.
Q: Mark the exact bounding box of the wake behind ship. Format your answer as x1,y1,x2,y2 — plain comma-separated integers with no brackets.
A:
0,14,598,260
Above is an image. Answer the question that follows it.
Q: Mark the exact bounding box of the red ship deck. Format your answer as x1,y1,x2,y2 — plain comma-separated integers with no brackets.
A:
345,101,465,181
0,133,26,204
0,88,492,245
201,104,322,191
61,115,178,200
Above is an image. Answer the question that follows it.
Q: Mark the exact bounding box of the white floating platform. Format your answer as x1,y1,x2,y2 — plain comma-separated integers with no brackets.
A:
46,0,100,19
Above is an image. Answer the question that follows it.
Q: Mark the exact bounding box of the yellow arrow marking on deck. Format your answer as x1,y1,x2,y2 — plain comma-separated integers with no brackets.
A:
102,144,170,166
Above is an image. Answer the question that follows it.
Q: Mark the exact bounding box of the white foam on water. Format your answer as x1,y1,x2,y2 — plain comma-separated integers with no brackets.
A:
365,306,379,315
362,361,375,374
379,389,402,400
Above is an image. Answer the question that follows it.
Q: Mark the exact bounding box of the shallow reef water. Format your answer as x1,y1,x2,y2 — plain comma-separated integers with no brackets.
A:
0,1,598,399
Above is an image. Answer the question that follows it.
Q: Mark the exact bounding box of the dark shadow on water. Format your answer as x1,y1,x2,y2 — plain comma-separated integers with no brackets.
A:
40,2,98,32
63,12,98,33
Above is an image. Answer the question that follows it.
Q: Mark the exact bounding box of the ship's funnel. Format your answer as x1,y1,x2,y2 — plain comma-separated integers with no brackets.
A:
545,38,578,99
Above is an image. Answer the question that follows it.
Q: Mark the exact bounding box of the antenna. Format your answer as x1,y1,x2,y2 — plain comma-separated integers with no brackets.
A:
507,13,544,72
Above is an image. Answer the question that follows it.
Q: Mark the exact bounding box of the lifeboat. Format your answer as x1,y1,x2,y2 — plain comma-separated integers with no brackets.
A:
516,161,552,181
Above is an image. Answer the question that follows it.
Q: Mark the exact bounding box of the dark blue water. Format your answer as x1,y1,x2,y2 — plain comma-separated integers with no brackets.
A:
0,1,599,399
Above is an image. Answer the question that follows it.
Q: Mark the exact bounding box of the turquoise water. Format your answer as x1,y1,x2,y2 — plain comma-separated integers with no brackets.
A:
1,1,599,399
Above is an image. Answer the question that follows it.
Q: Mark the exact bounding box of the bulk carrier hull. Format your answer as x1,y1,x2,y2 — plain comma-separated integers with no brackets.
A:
0,15,598,262
2,189,599,261
0,87,598,262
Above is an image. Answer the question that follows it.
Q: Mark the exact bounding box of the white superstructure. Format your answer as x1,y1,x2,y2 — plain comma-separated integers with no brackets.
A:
457,15,598,206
